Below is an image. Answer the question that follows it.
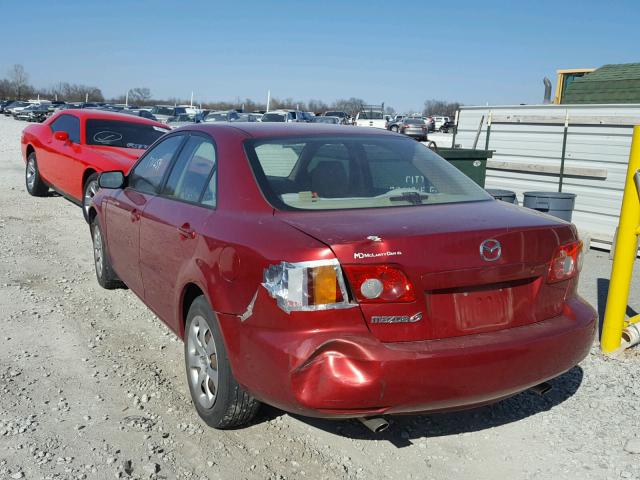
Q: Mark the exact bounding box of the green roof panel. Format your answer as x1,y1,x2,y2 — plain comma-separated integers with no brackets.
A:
562,63,640,104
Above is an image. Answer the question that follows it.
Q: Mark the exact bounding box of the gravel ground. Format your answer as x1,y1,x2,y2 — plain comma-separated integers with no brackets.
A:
1,115,639,480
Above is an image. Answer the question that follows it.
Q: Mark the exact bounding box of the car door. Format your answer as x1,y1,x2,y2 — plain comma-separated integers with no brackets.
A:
105,134,187,296
43,114,82,193
139,133,217,330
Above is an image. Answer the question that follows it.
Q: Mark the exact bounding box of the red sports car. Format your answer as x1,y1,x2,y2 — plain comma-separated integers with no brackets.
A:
88,123,596,430
21,109,170,220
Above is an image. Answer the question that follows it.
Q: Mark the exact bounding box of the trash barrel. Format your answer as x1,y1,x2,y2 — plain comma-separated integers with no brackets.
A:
523,191,576,222
436,148,492,188
486,188,518,205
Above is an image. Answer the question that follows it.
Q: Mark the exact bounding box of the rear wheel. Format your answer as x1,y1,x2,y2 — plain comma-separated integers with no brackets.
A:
390,125,399,132
25,152,48,197
91,217,124,290
82,173,100,223
184,296,260,429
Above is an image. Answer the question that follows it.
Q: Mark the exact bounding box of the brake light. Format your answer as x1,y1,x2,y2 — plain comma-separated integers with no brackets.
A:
547,240,583,283
342,264,416,303
263,259,352,312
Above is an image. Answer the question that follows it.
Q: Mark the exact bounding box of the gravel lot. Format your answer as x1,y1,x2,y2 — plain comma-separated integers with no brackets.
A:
1,115,639,480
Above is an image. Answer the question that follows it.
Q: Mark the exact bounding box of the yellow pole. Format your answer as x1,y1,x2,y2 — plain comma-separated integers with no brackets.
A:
601,126,640,352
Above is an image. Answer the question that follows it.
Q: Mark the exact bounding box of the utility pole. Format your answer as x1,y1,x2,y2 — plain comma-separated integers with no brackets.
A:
190,91,194,107
266,90,271,112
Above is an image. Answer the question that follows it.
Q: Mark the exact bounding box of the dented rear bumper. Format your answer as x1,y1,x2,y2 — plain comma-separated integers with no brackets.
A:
219,296,596,418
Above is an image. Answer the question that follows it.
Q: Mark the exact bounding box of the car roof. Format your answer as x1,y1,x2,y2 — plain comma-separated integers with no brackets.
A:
176,122,400,139
54,108,168,128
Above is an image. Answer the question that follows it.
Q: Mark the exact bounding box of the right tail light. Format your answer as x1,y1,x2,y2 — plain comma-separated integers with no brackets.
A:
547,240,583,283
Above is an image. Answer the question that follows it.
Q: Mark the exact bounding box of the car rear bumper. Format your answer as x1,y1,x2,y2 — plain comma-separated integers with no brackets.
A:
222,296,596,418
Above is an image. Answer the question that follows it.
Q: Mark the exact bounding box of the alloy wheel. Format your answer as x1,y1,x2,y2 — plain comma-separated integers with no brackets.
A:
84,180,99,217
93,225,103,280
26,158,36,191
187,315,219,409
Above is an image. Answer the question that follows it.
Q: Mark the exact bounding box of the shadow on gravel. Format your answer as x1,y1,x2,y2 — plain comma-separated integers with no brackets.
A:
289,366,584,448
597,277,638,340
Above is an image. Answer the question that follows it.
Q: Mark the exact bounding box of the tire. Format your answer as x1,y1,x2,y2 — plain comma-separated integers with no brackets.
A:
90,217,125,290
390,125,399,132
184,296,260,429
82,173,100,223
25,152,48,197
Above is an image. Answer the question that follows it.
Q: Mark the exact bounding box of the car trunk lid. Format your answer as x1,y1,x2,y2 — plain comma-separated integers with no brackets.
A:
277,200,577,342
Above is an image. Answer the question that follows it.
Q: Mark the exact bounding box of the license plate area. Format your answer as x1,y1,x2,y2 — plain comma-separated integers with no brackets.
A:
452,288,513,331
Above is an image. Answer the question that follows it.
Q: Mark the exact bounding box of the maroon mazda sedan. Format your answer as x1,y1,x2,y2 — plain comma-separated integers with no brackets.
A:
88,123,596,430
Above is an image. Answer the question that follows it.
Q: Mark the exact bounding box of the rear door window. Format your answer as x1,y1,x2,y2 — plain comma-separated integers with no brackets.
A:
162,135,217,206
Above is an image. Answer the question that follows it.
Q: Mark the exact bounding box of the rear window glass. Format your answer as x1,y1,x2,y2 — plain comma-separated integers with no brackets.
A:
262,113,286,122
86,119,168,149
405,119,425,125
245,135,491,211
358,111,384,120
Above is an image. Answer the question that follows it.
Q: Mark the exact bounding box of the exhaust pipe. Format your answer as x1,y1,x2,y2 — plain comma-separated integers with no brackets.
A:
622,323,640,349
543,77,552,104
358,416,390,433
530,382,553,396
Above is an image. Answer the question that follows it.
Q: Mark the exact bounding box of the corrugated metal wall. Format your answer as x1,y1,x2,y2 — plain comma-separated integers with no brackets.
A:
455,104,640,249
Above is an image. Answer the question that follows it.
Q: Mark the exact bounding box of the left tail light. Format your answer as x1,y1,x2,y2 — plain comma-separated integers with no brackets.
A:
262,259,353,312
547,240,583,283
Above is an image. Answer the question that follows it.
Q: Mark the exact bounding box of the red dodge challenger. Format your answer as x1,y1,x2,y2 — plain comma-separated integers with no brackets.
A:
21,109,170,220
87,123,596,430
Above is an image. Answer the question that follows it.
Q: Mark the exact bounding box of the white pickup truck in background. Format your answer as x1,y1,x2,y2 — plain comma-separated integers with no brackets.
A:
355,105,387,129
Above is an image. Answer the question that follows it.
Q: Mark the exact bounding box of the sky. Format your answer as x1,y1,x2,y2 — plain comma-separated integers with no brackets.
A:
1,0,639,112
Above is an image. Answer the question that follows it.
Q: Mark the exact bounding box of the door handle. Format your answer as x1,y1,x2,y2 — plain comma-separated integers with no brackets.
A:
130,209,141,222
177,223,196,239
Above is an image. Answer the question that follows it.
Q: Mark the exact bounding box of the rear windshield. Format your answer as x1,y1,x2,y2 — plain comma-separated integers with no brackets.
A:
262,113,286,122
358,111,384,120
86,119,169,150
405,118,425,125
325,111,346,118
151,106,174,116
245,135,490,211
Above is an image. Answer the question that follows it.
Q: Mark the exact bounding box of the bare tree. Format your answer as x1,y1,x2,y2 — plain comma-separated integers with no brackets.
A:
332,97,366,117
128,87,152,104
423,99,461,118
8,64,30,99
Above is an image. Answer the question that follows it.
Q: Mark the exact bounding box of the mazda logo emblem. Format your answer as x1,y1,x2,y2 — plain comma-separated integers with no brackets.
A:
480,239,501,262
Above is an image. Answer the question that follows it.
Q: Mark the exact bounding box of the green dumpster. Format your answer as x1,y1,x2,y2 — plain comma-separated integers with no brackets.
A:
435,148,492,188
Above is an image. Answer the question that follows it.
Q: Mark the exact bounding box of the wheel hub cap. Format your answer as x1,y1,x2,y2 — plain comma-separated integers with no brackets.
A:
187,316,219,409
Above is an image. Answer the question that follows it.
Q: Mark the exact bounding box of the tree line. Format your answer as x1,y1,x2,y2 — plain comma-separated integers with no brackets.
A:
1,64,462,116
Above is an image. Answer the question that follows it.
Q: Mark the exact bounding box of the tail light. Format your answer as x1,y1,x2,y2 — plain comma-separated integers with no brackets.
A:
342,264,416,303
263,259,353,312
547,240,583,283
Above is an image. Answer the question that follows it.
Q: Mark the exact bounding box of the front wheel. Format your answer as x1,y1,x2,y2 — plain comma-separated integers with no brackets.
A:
25,152,48,197
185,296,260,429
390,125,399,132
83,173,100,223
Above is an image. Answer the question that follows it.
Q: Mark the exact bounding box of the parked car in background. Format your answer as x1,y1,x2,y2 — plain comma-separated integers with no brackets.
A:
203,110,241,123
121,108,158,121
261,110,297,122
386,117,402,132
14,103,43,120
87,122,596,430
311,116,341,124
151,105,199,123
355,107,386,129
323,111,350,124
16,104,51,122
167,113,198,129
439,120,456,133
21,109,170,220
4,101,30,116
235,113,262,122
433,116,450,131
398,117,428,141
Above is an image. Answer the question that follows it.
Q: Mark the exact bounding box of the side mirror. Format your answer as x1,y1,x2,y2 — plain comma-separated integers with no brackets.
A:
98,171,125,189
54,131,69,142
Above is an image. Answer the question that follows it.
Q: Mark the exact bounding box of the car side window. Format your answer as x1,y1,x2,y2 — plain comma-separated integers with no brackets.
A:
129,135,185,194
50,114,81,143
162,135,217,206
